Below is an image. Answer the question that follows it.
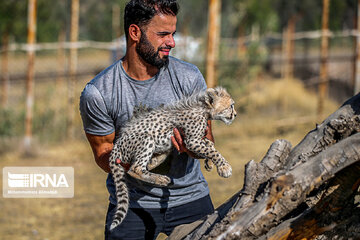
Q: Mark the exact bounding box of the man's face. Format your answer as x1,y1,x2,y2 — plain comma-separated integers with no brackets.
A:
136,13,177,68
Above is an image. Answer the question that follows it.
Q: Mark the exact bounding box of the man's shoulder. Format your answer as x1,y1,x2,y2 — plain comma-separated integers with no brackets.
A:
88,59,122,95
90,59,122,84
167,56,201,74
166,57,206,95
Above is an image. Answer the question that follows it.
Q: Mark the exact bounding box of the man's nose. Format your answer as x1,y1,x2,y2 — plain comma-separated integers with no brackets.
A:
166,35,175,48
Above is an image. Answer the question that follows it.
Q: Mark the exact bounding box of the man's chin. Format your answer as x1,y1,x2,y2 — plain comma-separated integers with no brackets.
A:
154,56,169,69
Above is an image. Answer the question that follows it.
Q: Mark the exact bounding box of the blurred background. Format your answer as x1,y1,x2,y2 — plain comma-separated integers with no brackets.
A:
0,0,357,239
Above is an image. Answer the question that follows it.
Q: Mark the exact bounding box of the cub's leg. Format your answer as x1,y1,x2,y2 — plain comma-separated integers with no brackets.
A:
147,151,171,171
128,161,171,186
184,137,232,178
127,135,171,186
204,159,214,172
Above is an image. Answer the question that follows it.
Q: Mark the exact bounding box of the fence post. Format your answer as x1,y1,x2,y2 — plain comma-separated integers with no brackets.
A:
56,29,66,87
24,0,37,154
237,24,246,59
283,15,296,80
1,31,9,108
67,0,79,139
281,27,287,79
355,0,360,95
206,0,221,88
317,0,330,119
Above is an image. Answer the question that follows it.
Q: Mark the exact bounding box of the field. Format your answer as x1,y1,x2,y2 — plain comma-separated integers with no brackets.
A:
0,68,339,239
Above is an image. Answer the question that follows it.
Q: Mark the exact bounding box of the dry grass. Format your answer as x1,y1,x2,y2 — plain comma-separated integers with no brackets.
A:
0,141,108,239
0,76,339,239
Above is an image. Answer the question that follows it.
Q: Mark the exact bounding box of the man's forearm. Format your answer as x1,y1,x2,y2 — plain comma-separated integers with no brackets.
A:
86,132,115,174
95,150,111,173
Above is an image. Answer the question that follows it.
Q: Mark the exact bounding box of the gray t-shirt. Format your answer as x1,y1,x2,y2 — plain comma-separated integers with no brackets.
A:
79,56,210,208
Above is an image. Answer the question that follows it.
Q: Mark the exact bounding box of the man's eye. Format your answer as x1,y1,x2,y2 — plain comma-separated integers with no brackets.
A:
157,32,176,37
158,32,170,37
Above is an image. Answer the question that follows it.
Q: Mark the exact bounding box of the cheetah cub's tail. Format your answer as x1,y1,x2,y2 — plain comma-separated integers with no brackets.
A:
109,144,129,231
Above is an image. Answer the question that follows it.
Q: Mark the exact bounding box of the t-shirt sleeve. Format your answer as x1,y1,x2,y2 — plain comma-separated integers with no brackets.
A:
191,67,207,94
79,83,115,135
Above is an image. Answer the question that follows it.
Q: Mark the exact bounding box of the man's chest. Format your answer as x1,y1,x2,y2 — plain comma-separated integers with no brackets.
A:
114,82,183,139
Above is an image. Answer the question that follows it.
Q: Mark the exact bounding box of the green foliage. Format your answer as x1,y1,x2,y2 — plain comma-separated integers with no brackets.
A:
0,108,24,137
0,106,68,143
0,0,67,43
0,0,357,44
0,1,27,42
33,108,67,142
246,42,267,66
177,0,209,37
216,41,268,100
329,0,356,30
273,0,355,31
274,0,322,30
246,0,279,33
221,0,279,37
78,0,128,41
81,1,116,41
37,0,68,42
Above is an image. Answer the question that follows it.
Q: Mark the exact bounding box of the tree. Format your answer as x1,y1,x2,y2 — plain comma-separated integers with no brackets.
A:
0,1,27,43
37,0,68,42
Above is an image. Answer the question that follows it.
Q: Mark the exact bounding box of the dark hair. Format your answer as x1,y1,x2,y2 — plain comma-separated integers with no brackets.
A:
124,0,179,40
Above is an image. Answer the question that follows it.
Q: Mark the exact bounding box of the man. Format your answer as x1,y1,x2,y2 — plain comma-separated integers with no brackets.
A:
80,0,214,239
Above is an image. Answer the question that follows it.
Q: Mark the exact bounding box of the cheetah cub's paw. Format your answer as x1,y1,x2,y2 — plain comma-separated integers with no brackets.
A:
154,175,171,186
204,159,214,172
217,162,232,178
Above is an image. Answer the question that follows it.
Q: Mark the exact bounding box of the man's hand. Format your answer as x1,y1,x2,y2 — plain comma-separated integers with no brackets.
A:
171,120,214,158
171,128,197,158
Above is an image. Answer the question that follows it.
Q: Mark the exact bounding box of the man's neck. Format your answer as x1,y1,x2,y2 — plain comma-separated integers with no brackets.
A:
122,51,159,81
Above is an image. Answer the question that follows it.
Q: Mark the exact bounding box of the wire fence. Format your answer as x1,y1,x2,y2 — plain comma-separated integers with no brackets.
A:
2,29,357,82
0,30,356,105
0,28,357,148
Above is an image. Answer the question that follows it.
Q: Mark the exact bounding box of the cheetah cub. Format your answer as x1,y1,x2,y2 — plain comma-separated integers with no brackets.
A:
109,86,237,230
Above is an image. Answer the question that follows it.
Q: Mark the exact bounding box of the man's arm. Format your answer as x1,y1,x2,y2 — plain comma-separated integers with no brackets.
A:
204,120,214,143
85,132,115,173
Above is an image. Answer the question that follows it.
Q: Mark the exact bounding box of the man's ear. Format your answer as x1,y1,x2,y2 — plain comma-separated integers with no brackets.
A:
128,24,142,42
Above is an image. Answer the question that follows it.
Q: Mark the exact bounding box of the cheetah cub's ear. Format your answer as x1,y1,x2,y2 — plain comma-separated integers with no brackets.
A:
204,88,216,108
204,87,227,108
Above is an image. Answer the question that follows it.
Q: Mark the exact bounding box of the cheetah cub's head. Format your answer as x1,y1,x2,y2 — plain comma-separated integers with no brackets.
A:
204,87,237,125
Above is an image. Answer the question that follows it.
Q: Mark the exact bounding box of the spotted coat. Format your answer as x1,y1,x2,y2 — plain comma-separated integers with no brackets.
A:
109,86,237,231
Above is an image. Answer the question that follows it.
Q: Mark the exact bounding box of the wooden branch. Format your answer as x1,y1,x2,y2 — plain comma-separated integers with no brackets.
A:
210,133,360,239
259,162,360,240
286,93,360,169
168,93,360,240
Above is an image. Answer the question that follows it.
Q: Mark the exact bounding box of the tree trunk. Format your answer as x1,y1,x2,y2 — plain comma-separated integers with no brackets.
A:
168,93,360,240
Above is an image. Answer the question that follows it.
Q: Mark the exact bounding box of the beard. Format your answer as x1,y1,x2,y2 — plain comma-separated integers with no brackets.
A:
136,31,170,69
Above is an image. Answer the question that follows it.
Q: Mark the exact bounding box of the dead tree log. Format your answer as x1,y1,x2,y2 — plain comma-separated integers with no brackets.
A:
168,93,360,240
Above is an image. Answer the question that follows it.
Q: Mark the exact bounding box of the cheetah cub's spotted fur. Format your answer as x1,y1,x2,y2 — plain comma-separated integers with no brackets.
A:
109,87,237,231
